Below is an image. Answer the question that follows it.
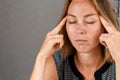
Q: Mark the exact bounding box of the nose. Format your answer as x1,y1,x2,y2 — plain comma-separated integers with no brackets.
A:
76,23,86,34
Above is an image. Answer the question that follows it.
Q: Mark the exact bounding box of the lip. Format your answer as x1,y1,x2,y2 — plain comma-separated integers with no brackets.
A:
75,39,88,44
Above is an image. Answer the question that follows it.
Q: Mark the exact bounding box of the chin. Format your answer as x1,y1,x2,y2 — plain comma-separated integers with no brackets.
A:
77,49,90,53
75,45,92,53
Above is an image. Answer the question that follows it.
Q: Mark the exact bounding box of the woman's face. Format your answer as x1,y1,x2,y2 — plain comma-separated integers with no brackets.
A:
66,0,104,53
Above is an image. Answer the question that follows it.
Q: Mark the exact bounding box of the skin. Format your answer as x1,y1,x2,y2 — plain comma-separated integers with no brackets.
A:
99,16,120,80
66,0,105,79
30,17,67,80
30,0,120,80
66,0,104,54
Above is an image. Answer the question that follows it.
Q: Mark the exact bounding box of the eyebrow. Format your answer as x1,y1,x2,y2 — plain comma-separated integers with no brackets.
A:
67,13,98,18
67,14,76,18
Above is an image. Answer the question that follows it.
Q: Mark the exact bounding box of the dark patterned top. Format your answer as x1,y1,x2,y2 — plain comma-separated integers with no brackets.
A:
53,50,116,80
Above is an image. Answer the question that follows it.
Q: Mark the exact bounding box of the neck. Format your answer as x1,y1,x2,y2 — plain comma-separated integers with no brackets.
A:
74,46,105,71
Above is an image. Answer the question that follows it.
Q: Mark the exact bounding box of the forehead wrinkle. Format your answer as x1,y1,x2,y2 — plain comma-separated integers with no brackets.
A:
67,14,76,18
84,14,98,18
67,0,98,19
67,13,98,20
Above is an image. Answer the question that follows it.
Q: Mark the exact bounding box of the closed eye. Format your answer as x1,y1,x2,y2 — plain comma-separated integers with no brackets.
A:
68,21,77,24
85,21,96,24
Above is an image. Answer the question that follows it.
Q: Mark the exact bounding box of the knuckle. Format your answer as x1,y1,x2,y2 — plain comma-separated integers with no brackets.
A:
107,37,112,42
49,39,53,43
59,34,64,38
47,32,51,36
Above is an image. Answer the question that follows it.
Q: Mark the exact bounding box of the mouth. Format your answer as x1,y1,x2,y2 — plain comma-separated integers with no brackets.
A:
75,39,88,45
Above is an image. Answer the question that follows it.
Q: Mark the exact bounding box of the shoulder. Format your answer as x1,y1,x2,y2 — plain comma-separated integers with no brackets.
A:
53,50,64,64
53,51,75,80
106,62,116,73
102,62,116,80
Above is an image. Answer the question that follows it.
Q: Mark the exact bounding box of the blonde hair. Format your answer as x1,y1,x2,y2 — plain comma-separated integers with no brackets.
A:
59,0,119,62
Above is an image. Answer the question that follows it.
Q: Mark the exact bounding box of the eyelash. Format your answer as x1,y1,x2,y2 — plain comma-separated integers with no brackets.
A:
68,21,77,24
68,21,95,24
85,21,95,24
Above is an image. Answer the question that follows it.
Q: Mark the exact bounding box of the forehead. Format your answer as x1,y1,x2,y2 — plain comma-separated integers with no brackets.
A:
67,0,98,18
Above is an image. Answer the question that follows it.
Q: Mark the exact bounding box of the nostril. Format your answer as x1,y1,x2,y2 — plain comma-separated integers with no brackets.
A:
76,28,86,34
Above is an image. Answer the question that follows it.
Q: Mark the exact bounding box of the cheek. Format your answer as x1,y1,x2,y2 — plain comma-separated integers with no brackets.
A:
88,23,104,42
66,24,76,41
66,24,75,36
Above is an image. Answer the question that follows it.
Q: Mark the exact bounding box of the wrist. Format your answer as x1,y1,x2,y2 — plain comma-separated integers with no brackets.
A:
36,52,48,63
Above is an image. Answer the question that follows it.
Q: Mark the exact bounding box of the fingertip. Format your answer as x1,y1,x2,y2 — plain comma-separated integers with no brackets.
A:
102,41,108,48
99,16,105,23
63,16,67,21
99,35,108,48
99,16,102,19
59,41,64,49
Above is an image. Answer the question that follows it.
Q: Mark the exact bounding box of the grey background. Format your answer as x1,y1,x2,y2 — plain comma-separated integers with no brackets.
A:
0,0,119,80
0,0,64,80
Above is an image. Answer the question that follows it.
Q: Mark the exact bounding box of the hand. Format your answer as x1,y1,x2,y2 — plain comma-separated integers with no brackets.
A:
99,16,120,61
38,17,67,59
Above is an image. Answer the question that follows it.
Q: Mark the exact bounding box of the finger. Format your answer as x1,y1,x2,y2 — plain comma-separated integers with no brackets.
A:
47,34,63,41
99,16,117,33
51,17,67,34
99,34,108,48
50,35,64,49
100,40,108,48
99,33,113,45
99,33,109,42
48,38,64,48
59,39,64,49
